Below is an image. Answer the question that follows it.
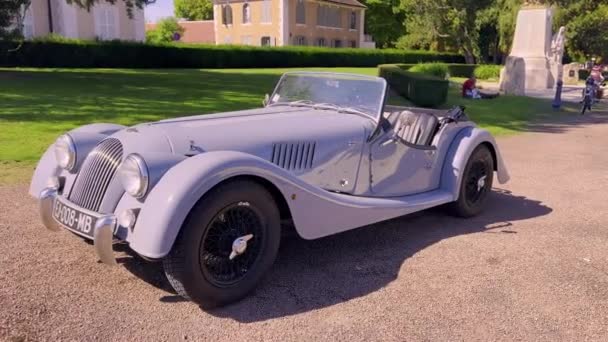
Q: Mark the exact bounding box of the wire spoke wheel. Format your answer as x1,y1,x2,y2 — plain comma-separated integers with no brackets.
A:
447,145,494,218
199,203,264,287
464,160,489,207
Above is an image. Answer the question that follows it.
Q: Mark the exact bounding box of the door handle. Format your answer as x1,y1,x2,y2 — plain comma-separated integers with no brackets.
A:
380,137,397,147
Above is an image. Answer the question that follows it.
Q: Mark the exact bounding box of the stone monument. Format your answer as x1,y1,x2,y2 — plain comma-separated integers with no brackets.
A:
499,6,566,95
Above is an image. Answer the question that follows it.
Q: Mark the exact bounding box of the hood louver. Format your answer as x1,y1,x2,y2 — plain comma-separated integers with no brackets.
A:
271,142,316,171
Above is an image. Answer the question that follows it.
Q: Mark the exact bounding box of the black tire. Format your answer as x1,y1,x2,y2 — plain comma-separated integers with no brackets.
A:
163,180,281,308
447,145,494,218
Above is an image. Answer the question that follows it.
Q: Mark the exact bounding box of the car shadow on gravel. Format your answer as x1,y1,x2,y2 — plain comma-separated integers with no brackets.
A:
115,189,552,319
209,189,552,322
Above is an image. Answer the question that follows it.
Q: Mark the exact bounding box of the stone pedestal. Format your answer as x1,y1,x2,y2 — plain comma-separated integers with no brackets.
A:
499,7,556,95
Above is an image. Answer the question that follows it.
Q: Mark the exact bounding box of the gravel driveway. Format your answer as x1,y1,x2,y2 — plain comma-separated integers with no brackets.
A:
2,111,608,341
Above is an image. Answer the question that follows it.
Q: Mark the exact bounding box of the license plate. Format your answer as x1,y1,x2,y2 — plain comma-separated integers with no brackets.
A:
52,197,98,238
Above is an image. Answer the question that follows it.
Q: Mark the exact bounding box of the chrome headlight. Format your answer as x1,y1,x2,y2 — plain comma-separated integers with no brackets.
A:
54,134,77,171
118,154,149,199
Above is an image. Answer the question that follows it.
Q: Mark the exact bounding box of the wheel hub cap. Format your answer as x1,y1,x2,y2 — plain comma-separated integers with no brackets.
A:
477,175,487,191
229,234,254,260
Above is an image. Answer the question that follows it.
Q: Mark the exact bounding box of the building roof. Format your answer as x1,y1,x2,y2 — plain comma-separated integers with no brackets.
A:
321,0,367,9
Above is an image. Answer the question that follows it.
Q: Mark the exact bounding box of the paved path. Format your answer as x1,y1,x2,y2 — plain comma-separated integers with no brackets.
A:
479,81,588,103
1,110,608,341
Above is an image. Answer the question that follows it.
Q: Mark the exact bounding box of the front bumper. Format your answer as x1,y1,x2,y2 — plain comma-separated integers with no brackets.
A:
39,187,118,266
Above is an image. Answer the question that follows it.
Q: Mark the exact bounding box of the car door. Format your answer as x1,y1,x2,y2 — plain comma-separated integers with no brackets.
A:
370,141,438,196
369,112,440,197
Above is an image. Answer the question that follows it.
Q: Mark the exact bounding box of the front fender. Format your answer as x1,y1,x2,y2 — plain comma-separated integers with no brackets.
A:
29,123,125,198
440,126,510,199
129,151,299,259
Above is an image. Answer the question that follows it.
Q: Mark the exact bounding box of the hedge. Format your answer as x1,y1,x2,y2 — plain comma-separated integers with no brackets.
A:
378,64,449,108
388,63,477,78
409,62,449,79
474,64,502,80
0,40,465,68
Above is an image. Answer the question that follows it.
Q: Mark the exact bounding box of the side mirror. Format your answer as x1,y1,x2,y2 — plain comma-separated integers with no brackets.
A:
263,94,270,107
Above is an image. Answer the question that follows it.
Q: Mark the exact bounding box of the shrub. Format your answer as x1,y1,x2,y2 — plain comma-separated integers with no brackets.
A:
409,62,449,79
146,17,185,44
0,40,465,68
474,65,502,80
378,64,449,107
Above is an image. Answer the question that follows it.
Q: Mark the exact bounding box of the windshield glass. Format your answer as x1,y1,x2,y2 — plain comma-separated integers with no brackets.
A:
268,72,387,120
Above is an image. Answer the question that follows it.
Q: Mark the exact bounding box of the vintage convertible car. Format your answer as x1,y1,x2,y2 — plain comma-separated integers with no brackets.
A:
30,72,509,307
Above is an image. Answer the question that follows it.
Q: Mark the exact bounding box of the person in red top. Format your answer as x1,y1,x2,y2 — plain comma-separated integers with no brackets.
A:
590,66,605,84
462,76,481,99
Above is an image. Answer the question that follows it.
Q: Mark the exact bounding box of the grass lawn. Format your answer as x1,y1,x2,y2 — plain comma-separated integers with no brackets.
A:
0,67,576,184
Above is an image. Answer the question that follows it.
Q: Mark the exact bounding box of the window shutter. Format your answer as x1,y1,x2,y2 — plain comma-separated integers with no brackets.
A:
95,8,102,38
107,9,116,39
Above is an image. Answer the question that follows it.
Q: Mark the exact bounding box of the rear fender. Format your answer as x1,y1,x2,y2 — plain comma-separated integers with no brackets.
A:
440,126,510,200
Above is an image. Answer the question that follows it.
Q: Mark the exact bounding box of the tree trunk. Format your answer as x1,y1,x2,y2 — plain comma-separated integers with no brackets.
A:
463,50,476,64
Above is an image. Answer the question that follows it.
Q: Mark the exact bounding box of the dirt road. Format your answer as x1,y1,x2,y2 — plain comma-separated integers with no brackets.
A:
2,111,608,341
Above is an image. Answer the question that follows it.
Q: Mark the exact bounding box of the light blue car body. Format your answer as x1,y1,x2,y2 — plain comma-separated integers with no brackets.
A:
30,73,509,262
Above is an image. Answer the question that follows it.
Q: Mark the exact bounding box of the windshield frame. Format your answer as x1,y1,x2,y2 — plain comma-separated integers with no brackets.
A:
267,71,388,122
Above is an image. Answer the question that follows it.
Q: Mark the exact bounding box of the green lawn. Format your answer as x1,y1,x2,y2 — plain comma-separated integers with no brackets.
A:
0,67,575,184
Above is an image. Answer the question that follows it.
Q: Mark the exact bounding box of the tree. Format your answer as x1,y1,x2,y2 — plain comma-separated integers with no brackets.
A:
474,0,521,63
360,0,405,48
67,0,157,18
554,0,608,61
399,0,495,63
145,17,185,44
0,0,31,40
174,0,213,21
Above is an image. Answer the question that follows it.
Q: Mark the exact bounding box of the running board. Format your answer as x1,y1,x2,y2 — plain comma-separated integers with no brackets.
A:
290,189,454,240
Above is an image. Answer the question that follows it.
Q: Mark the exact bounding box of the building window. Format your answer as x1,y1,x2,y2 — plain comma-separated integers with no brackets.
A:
242,3,251,24
222,5,233,25
224,35,232,44
293,35,307,46
21,5,34,39
350,11,357,30
317,4,341,28
332,39,342,48
95,6,117,40
316,37,326,47
241,35,252,45
350,40,357,48
296,0,305,24
261,36,272,46
261,0,271,23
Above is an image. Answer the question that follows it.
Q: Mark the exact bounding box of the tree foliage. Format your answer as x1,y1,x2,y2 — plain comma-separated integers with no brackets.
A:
145,17,185,44
398,0,495,63
0,0,31,40
554,0,608,61
67,0,156,17
360,0,405,48
174,0,213,21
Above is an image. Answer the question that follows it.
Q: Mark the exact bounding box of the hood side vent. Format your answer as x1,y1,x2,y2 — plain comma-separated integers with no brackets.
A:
271,142,316,171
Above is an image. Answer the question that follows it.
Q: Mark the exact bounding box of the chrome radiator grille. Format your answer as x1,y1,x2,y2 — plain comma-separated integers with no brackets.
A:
68,138,123,212
271,142,316,171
